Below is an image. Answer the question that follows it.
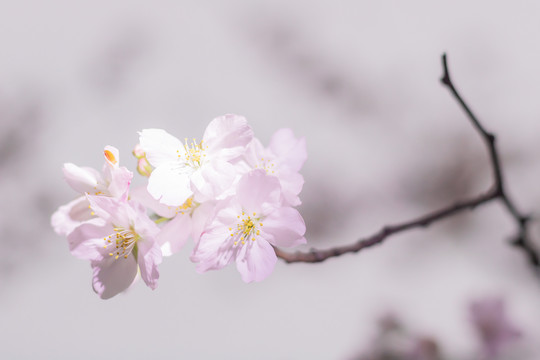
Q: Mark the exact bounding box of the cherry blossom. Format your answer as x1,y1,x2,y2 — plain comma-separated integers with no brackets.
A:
52,114,308,297
67,195,162,299
242,128,306,206
139,114,253,206
191,169,306,282
51,146,132,236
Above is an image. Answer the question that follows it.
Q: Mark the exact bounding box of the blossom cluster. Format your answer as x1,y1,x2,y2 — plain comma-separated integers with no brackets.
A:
51,114,307,299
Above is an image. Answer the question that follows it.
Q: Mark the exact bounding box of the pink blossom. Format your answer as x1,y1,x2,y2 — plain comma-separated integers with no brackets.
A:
51,146,132,236
130,186,215,256
242,128,306,206
139,114,253,206
191,169,306,282
470,297,522,358
67,195,162,299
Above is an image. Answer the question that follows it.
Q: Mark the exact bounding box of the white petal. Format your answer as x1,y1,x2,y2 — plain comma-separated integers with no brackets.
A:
63,163,99,194
147,165,193,206
139,129,183,168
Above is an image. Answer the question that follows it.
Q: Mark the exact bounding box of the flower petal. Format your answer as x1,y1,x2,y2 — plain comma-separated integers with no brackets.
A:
137,238,162,290
106,166,133,199
203,114,253,160
67,218,112,261
191,159,236,202
269,128,307,172
63,163,100,194
237,170,281,214
262,207,307,248
130,200,160,239
279,171,304,206
157,214,192,256
129,186,178,219
91,256,138,299
235,239,277,282
192,224,236,273
191,201,217,242
147,165,193,206
139,128,183,168
51,196,93,236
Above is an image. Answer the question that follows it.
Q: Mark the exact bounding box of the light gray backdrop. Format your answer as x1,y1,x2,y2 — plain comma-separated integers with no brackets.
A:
1,1,540,359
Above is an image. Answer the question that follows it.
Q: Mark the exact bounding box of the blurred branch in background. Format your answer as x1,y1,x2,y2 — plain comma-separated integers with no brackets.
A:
275,54,540,271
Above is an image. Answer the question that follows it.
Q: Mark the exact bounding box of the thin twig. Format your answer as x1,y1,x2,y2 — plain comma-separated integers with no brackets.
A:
275,53,539,267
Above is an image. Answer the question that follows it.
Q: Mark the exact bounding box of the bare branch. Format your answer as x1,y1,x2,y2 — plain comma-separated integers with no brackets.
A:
275,53,540,268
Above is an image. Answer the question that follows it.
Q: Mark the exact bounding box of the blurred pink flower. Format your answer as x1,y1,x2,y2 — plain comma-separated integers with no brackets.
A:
67,195,162,299
470,297,522,359
191,169,306,282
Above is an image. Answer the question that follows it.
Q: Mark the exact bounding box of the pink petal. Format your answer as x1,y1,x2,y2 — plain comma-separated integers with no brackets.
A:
203,114,253,160
92,256,138,299
235,239,277,282
67,218,112,261
157,214,192,256
279,171,304,206
243,138,266,167
106,166,133,199
130,200,161,239
137,238,162,290
191,201,217,242
86,195,128,227
237,170,281,215
269,128,307,172
262,207,307,248
51,196,93,236
192,225,236,272
191,159,236,202
129,186,178,219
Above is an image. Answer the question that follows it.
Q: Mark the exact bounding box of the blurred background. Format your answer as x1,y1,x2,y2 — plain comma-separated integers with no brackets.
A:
1,1,540,359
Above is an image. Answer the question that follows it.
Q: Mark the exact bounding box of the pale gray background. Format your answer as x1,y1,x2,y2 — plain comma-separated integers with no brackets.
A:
1,1,540,359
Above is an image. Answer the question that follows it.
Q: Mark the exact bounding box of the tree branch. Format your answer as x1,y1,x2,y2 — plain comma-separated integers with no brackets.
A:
275,53,540,267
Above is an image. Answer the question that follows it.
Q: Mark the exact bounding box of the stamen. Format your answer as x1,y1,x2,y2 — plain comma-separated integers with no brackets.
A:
229,211,264,246
104,226,139,260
